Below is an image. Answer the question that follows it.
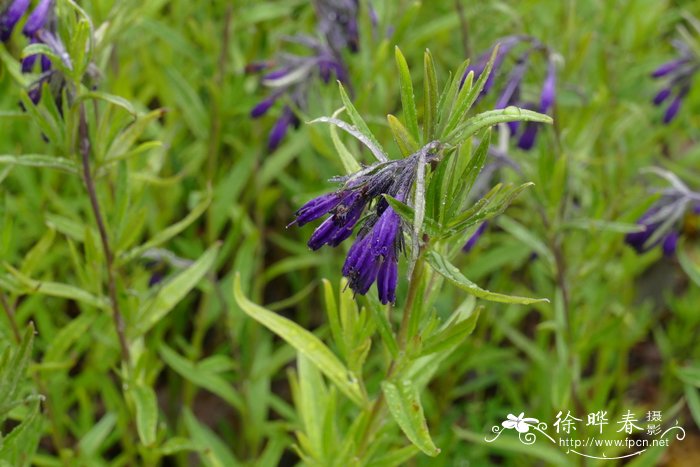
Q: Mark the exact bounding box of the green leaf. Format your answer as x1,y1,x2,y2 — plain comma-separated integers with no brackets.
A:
420,304,480,356
159,344,244,411
445,107,553,146
381,380,440,457
134,244,219,336
0,155,79,175
76,91,138,116
442,46,498,138
383,195,440,237
322,279,347,360
308,116,388,163
394,47,420,142
119,192,212,264
426,250,548,304
0,400,42,466
2,265,108,309
297,354,327,460
387,114,419,157
337,82,385,161
78,412,117,459
677,240,700,287
443,182,534,238
423,49,439,142
0,325,34,418
327,107,362,174
183,408,240,467
233,274,366,407
130,385,158,446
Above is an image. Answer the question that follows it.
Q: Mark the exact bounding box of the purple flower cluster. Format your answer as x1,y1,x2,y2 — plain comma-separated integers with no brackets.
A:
624,171,700,257
0,0,70,104
249,37,349,151
651,40,699,124
292,147,440,304
250,0,361,151
465,35,557,150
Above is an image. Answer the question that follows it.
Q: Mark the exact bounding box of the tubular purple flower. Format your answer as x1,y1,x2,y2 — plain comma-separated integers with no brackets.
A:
0,0,29,41
651,58,690,78
662,231,679,256
267,107,299,151
517,122,539,150
462,221,489,252
653,88,672,106
495,55,528,109
250,94,279,118
539,59,556,113
663,87,689,124
293,192,344,227
22,0,52,37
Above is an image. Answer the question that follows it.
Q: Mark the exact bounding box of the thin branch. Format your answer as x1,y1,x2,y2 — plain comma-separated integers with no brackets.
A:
79,106,130,366
0,291,21,343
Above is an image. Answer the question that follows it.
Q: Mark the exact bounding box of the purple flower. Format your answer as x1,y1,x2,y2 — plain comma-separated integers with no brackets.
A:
22,0,52,37
0,0,29,41
462,222,489,252
651,40,699,123
314,0,360,53
624,181,699,257
465,35,556,150
293,144,442,302
250,37,349,151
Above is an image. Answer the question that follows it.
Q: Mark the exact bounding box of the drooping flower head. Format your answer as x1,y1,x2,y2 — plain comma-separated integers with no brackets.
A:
0,0,29,41
625,168,700,257
292,142,442,304
250,1,364,151
1,0,72,107
463,35,557,150
651,39,699,123
313,0,360,53
250,36,349,151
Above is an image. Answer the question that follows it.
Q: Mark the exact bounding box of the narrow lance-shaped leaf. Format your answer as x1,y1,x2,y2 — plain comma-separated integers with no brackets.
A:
129,385,158,446
445,107,553,146
308,116,388,163
395,46,420,142
423,49,439,142
426,250,548,304
381,380,441,457
337,82,385,159
387,114,419,157
327,107,362,174
233,274,367,407
134,244,219,336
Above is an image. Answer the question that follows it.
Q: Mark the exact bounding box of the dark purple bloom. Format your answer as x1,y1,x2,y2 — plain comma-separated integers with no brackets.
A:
663,88,687,124
651,58,690,78
462,222,489,252
293,143,442,302
466,35,556,150
662,231,679,257
0,0,29,41
250,36,350,151
314,0,360,53
653,88,672,105
624,184,697,257
651,40,699,123
250,94,279,118
22,0,52,37
267,107,299,151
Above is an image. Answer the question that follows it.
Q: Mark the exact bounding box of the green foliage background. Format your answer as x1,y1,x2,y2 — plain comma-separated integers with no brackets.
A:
1,0,700,465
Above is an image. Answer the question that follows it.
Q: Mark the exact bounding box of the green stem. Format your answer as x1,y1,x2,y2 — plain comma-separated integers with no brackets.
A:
79,106,131,368
358,242,428,456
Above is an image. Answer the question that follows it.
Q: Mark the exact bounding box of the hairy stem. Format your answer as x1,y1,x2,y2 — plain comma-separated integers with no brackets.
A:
79,107,130,366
